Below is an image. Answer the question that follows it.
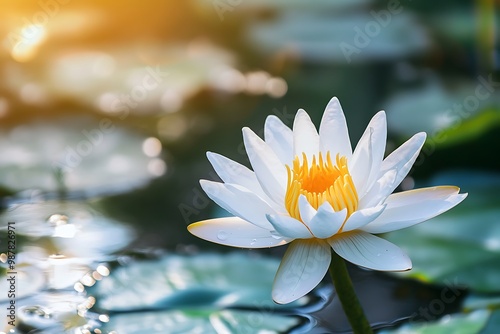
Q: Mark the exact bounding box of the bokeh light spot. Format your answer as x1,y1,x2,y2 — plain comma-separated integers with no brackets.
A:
142,137,162,157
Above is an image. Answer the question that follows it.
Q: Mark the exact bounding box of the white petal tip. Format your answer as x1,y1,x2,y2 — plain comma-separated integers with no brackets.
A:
199,179,212,188
272,279,311,304
271,290,289,304
272,295,296,305
397,259,412,272
395,253,412,271
366,255,412,272
416,132,427,140
388,253,412,272
271,294,293,305
242,127,253,137
298,194,308,203
328,96,340,105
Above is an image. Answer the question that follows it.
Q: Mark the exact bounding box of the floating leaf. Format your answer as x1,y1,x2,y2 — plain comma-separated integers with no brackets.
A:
89,253,308,312
0,117,165,197
463,294,500,311
384,79,499,137
101,308,301,334
427,109,500,149
247,11,429,63
0,201,133,259
379,310,490,334
482,310,500,334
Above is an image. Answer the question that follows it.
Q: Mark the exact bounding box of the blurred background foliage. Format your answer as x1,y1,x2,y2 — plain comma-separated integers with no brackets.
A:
0,0,499,333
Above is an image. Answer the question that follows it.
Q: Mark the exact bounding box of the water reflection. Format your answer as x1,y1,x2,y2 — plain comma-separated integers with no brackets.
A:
0,118,166,197
9,24,47,63
0,201,133,333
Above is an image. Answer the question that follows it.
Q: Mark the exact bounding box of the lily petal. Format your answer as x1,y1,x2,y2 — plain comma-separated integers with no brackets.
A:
200,180,275,229
350,111,387,196
242,127,287,205
341,205,386,232
362,186,468,234
298,195,316,224
319,97,352,160
293,109,319,162
371,132,426,201
188,217,291,248
266,214,313,239
265,115,293,166
359,169,397,208
206,152,269,202
329,231,411,271
308,204,347,239
273,240,331,304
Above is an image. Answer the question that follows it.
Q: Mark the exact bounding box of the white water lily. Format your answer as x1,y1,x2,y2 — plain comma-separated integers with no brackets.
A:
188,97,467,304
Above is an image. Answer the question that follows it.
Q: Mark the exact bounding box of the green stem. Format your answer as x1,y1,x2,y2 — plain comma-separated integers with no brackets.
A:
329,250,373,334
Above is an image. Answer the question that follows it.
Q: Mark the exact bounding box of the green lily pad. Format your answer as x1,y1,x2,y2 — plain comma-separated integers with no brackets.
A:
379,310,490,334
385,173,500,293
427,109,500,149
88,253,307,312
248,11,429,63
101,308,301,334
0,201,134,259
429,10,483,43
482,310,500,334
0,117,165,197
463,294,500,311
384,79,499,138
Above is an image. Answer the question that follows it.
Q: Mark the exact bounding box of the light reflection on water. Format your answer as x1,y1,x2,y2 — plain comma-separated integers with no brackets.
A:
0,201,134,333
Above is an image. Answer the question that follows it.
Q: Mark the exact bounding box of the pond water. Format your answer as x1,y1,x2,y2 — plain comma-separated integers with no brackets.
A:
1,1,499,333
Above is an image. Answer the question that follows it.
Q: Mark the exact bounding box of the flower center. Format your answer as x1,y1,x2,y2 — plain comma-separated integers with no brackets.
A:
285,152,358,222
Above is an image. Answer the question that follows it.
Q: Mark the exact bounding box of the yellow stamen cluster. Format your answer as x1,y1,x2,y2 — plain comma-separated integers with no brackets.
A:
285,152,358,223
